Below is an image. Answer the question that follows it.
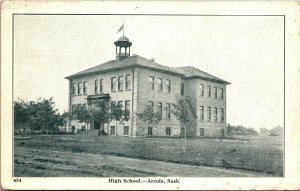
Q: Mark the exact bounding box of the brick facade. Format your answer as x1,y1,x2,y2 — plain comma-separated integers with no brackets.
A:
65,36,230,137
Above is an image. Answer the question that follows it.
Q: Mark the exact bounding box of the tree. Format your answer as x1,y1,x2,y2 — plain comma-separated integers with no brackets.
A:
269,125,283,136
62,111,72,132
89,100,111,136
14,99,30,134
110,102,130,136
168,97,196,152
72,104,92,135
14,98,64,136
226,124,258,136
136,104,162,136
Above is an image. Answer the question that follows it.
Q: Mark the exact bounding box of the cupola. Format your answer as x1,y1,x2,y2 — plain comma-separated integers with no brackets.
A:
114,35,132,61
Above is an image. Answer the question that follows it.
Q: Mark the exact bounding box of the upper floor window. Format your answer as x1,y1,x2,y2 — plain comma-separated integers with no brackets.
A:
200,84,204,97
83,81,88,94
72,83,76,95
125,75,131,90
213,107,218,122
118,76,124,91
220,88,224,99
125,100,130,114
158,78,163,91
94,80,98,94
220,108,224,122
166,79,171,93
157,102,162,118
111,77,117,91
100,79,103,93
207,85,211,97
78,82,82,94
207,107,211,122
149,76,154,90
214,87,217,98
181,83,184,95
200,106,204,121
166,103,171,119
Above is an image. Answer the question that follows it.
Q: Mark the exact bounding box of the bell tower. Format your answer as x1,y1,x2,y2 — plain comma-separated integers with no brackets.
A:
114,35,132,61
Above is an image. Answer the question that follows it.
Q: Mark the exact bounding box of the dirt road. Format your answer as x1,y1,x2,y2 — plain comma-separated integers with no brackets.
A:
14,147,267,177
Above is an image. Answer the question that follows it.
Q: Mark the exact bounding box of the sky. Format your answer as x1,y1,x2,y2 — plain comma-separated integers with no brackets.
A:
14,15,284,130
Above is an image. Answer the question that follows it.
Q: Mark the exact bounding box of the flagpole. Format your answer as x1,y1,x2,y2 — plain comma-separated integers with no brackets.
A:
123,20,124,36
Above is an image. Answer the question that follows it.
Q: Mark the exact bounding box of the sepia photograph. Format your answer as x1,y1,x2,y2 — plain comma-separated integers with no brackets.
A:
1,1,300,190
12,14,284,178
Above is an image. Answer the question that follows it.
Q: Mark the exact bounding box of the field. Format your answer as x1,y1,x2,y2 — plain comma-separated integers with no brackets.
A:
14,134,283,177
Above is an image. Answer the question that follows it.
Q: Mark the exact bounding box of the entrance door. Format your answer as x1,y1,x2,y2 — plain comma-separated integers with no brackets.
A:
94,120,100,129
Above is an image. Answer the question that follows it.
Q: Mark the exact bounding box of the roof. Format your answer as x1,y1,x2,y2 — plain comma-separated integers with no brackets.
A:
117,36,130,42
176,66,230,84
65,55,184,79
65,55,230,85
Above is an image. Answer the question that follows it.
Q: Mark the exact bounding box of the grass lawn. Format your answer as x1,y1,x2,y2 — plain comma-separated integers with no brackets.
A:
14,134,283,176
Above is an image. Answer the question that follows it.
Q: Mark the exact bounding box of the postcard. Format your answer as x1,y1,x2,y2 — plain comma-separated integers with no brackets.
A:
1,0,299,190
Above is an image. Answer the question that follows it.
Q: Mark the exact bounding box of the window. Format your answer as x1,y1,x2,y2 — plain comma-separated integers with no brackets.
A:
100,79,103,93
157,78,163,91
81,126,86,131
200,128,204,136
166,79,171,93
214,87,217,98
78,82,82,94
72,83,76,95
214,107,218,122
111,77,117,91
83,81,88,94
110,126,115,135
94,80,98,94
220,108,224,122
71,104,76,112
125,100,130,114
149,101,154,108
207,85,211,97
157,102,162,118
149,76,154,90
125,75,131,90
181,83,184,95
200,106,204,121
220,88,224,99
148,127,153,135
166,127,171,136
166,103,171,119
200,84,204,97
207,107,211,121
117,101,123,108
123,126,129,136
221,129,225,137
118,76,124,91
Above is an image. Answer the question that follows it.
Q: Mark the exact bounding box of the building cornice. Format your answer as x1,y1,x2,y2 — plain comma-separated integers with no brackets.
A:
185,76,231,85
65,64,184,80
